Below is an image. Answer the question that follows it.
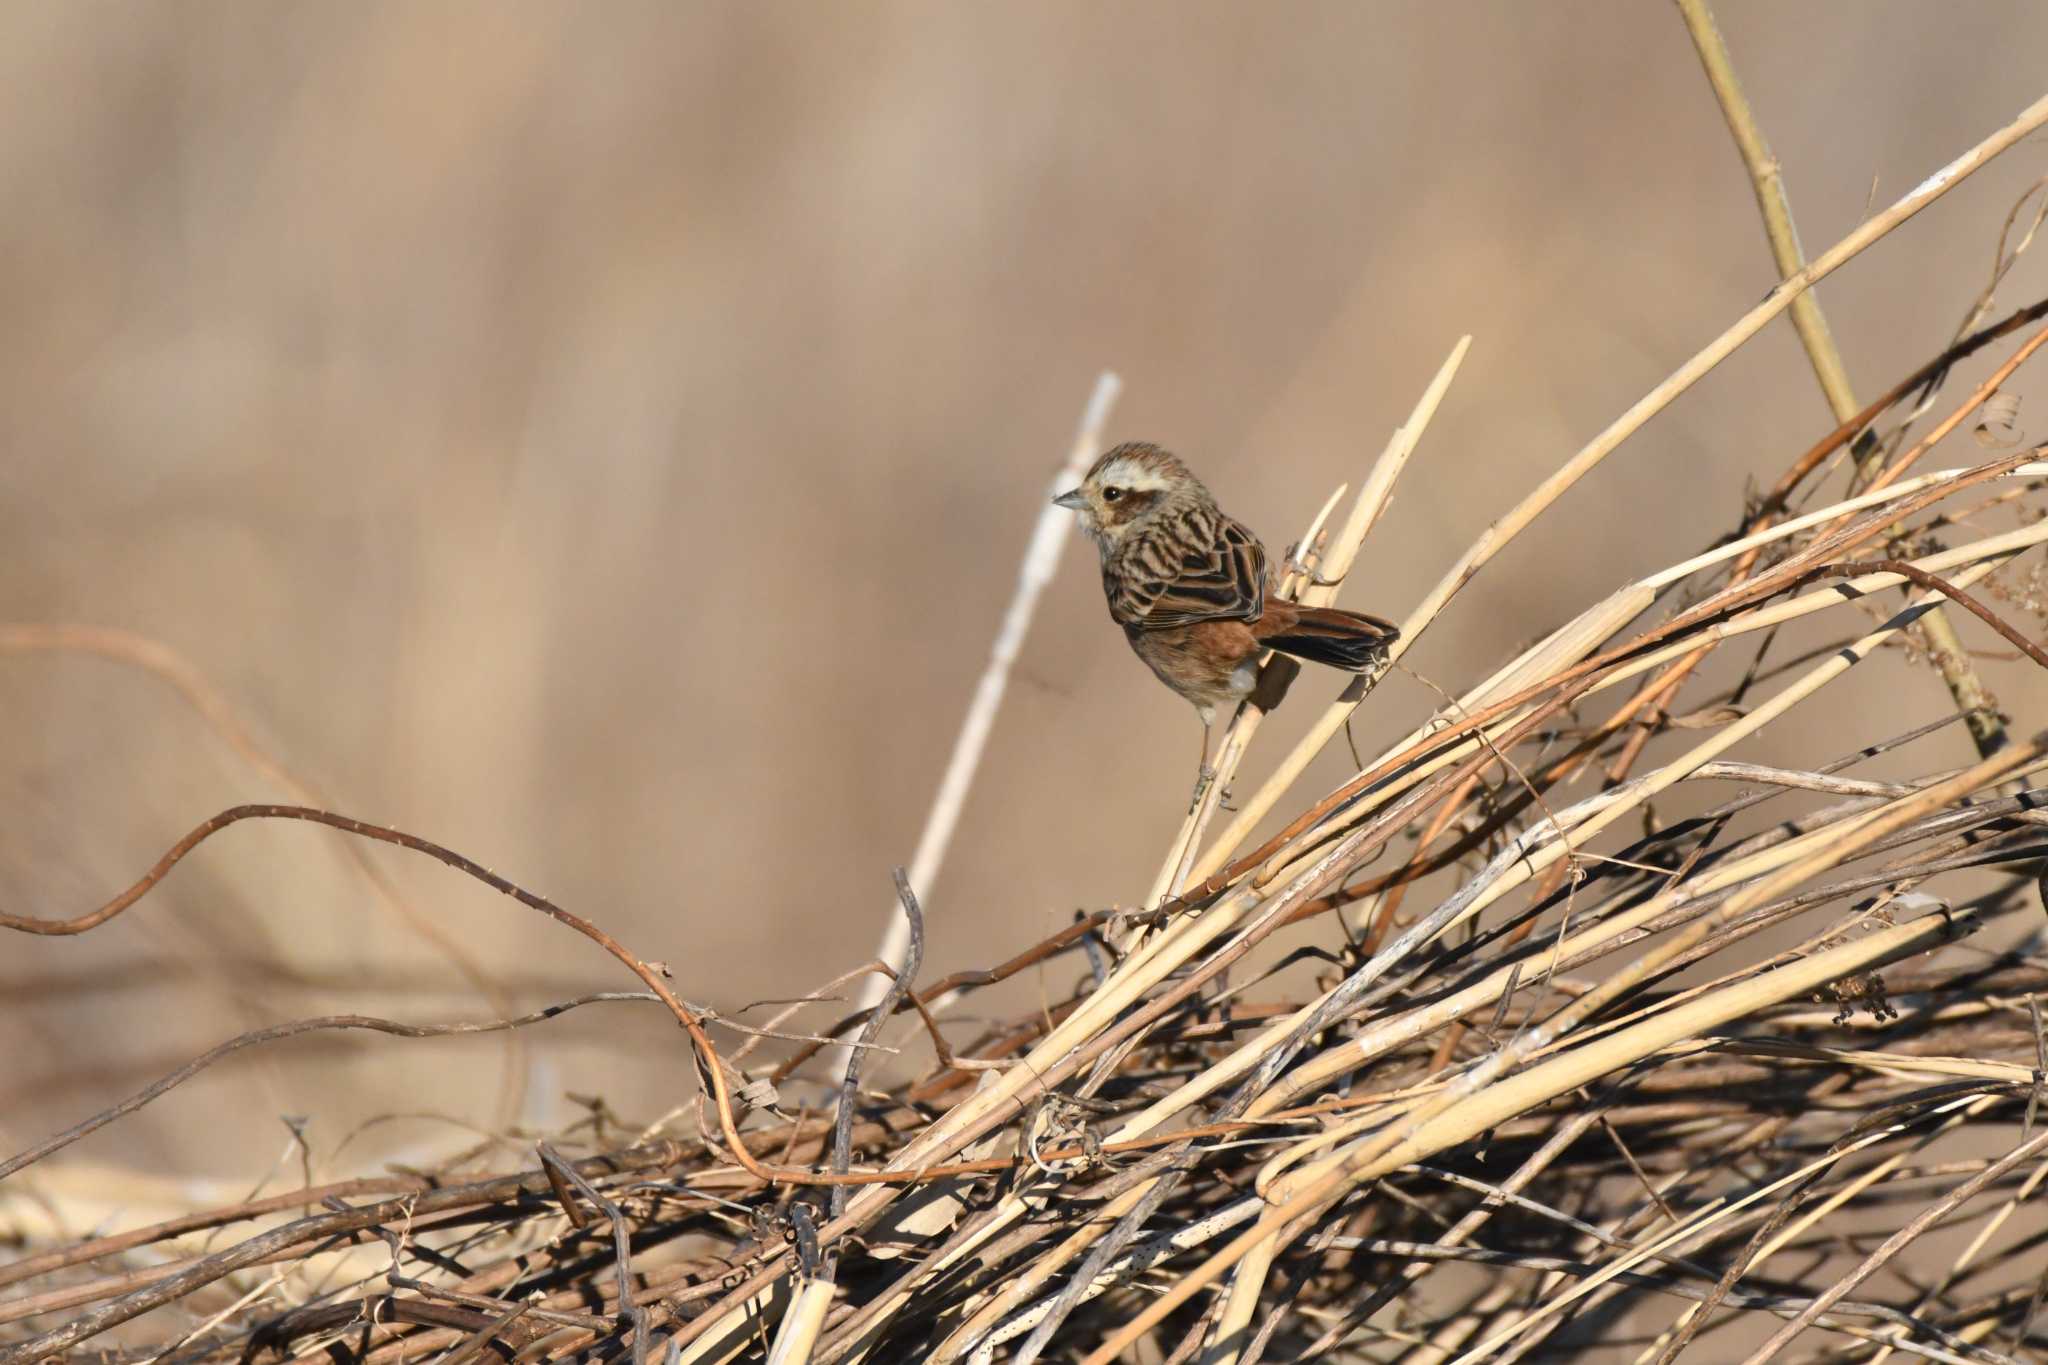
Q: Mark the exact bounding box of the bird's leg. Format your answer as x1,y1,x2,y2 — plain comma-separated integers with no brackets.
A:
1190,714,1217,812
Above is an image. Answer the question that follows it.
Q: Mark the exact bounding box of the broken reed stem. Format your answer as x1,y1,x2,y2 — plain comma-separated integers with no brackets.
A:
1143,479,1350,912
1144,335,1469,911
764,1277,835,1365
1676,0,2010,761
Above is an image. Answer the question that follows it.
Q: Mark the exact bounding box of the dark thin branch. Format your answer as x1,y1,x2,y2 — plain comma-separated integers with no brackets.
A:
537,1143,650,1365
831,870,925,1221
0,993,664,1183
1743,1127,2048,1361
1809,559,2048,673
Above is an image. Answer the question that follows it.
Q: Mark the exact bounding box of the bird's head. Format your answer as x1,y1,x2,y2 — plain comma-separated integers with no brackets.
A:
1052,442,1210,545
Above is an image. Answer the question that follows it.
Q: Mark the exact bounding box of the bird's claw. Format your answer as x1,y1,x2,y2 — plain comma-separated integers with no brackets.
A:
1189,764,1218,812
1282,554,1347,589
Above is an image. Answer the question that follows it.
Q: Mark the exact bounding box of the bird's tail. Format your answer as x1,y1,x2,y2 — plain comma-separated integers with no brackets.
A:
1258,605,1399,672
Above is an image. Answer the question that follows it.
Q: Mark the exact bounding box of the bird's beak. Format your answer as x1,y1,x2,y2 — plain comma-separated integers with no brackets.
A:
1053,488,1088,510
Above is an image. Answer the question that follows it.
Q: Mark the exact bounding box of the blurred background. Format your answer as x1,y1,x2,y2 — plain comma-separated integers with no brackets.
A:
4,2,2048,1191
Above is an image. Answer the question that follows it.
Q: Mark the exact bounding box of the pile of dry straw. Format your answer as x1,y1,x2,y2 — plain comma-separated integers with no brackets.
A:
10,86,2048,1365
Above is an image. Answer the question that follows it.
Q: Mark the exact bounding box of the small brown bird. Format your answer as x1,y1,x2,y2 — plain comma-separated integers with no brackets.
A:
1055,442,1399,785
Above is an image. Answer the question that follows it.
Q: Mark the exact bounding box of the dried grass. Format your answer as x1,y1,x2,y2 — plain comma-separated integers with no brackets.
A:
9,52,2048,1365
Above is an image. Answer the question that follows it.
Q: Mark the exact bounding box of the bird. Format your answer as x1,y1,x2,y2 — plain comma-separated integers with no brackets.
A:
1054,441,1398,796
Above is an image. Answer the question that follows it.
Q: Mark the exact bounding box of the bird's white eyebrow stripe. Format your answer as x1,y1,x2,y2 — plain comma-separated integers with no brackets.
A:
1099,462,1173,492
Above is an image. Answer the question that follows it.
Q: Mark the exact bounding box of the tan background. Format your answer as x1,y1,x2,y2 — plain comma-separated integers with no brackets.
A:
4,3,2048,1184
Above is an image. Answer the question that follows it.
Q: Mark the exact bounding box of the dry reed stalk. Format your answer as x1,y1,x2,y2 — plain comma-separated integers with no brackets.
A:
1144,475,1349,910
764,1278,834,1365
845,372,1122,1055
1680,0,2025,764
1144,335,1469,911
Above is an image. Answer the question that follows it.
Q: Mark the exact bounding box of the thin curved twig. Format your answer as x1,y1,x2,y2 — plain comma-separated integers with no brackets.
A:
0,802,935,1191
832,872,925,1220
0,993,667,1182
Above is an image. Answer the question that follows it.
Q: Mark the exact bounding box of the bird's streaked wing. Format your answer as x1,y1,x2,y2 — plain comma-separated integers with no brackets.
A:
1109,513,1266,628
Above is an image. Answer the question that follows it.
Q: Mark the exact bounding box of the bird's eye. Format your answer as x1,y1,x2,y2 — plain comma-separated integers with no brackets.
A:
1102,487,1123,502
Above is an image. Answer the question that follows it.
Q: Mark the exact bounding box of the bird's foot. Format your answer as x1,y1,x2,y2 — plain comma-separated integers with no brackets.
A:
1189,763,1219,813
1283,552,1347,589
